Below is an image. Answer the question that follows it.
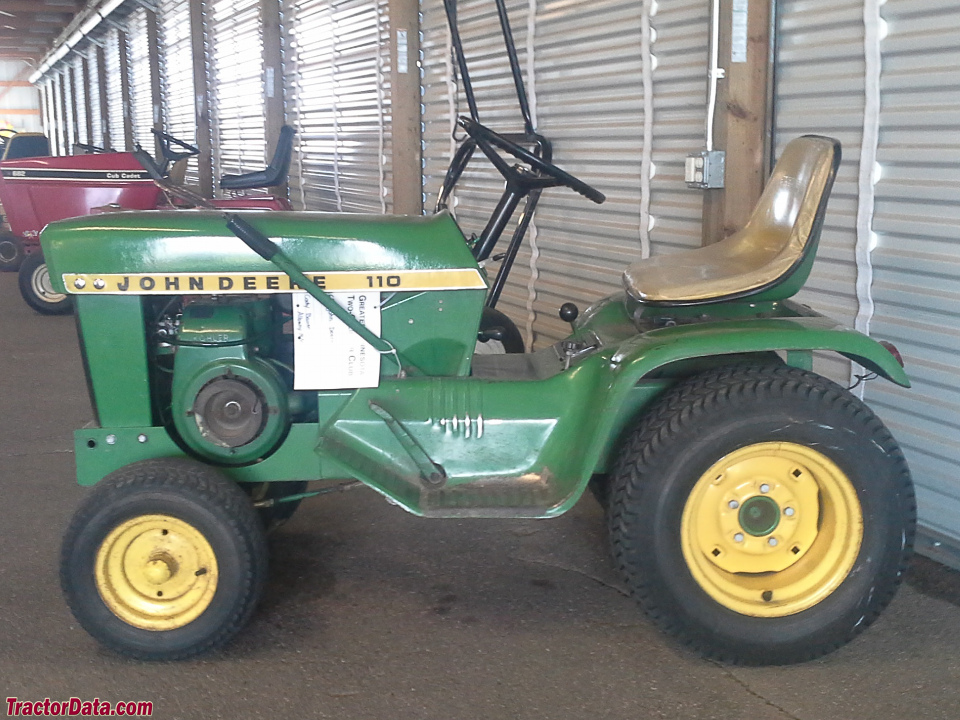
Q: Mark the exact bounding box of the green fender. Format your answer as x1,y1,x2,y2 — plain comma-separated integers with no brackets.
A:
563,308,910,511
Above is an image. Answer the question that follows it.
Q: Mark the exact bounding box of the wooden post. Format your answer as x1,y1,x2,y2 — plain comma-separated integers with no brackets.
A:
701,0,773,245
260,0,286,196
189,0,213,197
389,0,422,215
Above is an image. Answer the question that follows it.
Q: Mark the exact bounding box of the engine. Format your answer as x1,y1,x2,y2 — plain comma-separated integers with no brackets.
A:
151,297,304,465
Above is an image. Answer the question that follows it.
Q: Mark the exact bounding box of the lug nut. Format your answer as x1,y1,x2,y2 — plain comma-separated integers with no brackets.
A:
784,507,795,517
734,533,744,543
768,537,778,547
760,483,770,493
728,500,739,509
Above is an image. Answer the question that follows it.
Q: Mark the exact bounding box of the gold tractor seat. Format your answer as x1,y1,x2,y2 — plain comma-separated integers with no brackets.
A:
623,135,841,307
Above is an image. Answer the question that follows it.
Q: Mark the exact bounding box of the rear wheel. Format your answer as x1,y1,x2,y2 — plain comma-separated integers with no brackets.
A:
0,231,23,272
18,252,72,315
61,458,268,660
608,363,915,664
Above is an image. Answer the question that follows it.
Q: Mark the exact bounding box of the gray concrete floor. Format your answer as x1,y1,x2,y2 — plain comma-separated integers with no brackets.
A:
1,270,959,720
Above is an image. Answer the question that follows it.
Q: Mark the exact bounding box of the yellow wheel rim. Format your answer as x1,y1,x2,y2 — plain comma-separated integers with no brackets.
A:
95,515,219,631
681,442,862,617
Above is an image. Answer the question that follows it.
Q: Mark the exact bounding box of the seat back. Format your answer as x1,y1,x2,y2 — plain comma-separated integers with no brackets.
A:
2,133,50,161
622,135,841,306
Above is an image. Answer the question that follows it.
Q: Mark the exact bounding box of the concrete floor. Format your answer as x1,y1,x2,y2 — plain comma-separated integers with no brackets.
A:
1,270,959,720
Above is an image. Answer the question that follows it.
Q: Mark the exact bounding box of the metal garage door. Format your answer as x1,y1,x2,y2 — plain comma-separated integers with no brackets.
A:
861,0,960,567
158,0,200,183
86,49,105,150
127,7,156,149
282,0,393,213
104,26,127,151
71,57,89,148
420,0,708,348
774,0,868,385
776,0,960,567
206,0,267,184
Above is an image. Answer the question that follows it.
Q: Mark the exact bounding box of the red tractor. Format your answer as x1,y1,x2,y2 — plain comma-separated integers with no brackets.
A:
0,127,294,314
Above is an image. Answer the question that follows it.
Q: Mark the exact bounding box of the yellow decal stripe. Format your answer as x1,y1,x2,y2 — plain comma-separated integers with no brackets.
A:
62,268,487,295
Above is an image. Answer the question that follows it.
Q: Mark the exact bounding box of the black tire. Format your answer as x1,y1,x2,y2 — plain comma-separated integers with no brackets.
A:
243,480,308,532
608,363,915,665
61,458,268,660
18,252,72,315
0,231,23,272
476,306,525,354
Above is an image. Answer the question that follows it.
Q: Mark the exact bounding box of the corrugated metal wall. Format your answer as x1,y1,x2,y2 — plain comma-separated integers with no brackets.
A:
776,0,960,567
862,0,960,567
103,27,126,151
158,0,200,183
127,7,155,148
207,0,269,181
86,50,105,149
773,0,866,384
420,0,708,348
282,0,393,213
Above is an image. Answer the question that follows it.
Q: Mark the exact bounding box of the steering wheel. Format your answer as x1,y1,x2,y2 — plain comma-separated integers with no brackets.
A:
152,128,200,161
457,116,605,204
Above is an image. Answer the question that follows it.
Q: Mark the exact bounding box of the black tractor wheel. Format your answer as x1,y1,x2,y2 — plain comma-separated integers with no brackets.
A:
608,363,915,665
61,458,269,660
476,306,525,354
0,231,23,272
18,252,72,315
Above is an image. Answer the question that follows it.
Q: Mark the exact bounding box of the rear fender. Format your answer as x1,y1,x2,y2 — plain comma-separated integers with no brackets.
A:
575,315,909,499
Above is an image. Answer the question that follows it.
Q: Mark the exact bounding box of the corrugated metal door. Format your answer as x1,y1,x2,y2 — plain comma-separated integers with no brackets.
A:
86,49,105,149
40,79,54,146
282,0,392,212
420,0,709,347
862,0,960,566
773,0,866,383
158,0,200,182
104,27,127,151
206,0,267,183
51,72,65,155
127,7,155,148
72,57,89,147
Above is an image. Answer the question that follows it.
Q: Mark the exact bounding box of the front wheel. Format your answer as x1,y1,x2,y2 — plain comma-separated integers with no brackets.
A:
0,231,23,272
608,364,915,665
18,252,72,315
61,458,268,660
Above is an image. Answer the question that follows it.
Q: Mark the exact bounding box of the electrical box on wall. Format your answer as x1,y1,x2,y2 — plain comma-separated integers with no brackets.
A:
685,150,725,189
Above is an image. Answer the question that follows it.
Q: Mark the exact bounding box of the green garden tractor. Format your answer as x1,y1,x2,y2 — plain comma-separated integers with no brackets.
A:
43,0,914,666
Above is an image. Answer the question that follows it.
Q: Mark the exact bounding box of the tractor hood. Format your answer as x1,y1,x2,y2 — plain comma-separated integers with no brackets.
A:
41,210,485,296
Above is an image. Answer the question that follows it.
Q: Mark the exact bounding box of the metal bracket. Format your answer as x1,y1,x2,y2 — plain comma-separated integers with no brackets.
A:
369,402,447,486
